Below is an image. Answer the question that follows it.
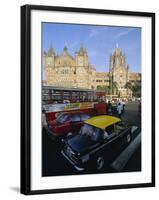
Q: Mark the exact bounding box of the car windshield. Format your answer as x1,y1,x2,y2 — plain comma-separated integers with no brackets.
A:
56,113,69,123
80,124,103,142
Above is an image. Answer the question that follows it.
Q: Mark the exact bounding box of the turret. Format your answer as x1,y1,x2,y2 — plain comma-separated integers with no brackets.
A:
44,44,55,67
47,44,55,56
75,45,88,66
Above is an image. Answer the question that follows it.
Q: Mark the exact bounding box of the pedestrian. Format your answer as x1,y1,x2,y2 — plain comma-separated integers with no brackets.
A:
120,100,125,113
107,101,112,115
117,102,123,118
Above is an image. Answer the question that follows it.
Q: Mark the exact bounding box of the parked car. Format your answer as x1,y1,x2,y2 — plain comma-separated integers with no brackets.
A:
61,115,139,171
47,111,91,138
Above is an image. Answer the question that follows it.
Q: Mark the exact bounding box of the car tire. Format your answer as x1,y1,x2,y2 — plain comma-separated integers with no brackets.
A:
127,134,131,143
96,156,105,170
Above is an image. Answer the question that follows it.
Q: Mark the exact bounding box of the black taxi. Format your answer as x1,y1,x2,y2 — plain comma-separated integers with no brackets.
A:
61,115,139,171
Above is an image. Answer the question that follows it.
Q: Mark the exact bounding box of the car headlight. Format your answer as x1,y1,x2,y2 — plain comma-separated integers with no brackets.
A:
81,154,90,163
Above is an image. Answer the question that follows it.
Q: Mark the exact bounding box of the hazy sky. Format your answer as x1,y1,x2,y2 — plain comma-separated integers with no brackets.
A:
42,22,141,72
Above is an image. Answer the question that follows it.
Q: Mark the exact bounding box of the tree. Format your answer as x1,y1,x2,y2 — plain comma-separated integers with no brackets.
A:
97,85,108,92
96,85,103,90
125,81,141,97
131,82,141,97
112,81,118,95
96,85,110,94
125,81,133,97
125,81,133,90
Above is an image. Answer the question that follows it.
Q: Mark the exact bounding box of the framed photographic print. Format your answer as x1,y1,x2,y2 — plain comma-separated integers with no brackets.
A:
21,5,155,195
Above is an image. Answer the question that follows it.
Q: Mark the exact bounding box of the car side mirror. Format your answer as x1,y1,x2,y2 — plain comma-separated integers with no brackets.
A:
66,132,73,139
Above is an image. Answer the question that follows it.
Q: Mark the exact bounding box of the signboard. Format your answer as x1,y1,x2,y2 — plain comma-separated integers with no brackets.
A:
43,102,94,113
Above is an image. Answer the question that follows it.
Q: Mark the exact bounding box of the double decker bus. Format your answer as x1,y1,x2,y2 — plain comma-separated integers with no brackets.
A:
42,86,98,104
42,86,107,122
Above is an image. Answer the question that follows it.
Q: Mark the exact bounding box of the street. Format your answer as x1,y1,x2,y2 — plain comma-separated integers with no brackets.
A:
114,101,140,126
42,101,141,177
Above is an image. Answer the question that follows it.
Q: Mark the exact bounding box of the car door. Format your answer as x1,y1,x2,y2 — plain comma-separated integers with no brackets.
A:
114,122,132,147
92,128,115,166
105,124,123,155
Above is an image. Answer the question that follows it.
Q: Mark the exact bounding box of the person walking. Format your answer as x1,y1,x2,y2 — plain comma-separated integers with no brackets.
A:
117,102,123,118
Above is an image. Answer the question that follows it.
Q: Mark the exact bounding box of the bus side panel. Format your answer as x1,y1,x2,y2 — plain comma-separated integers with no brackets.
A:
45,108,96,122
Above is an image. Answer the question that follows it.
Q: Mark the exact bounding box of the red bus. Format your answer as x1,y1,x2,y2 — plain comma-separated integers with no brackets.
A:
42,86,107,122
42,86,101,104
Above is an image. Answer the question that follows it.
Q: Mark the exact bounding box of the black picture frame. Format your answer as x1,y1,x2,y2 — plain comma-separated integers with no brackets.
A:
21,4,155,195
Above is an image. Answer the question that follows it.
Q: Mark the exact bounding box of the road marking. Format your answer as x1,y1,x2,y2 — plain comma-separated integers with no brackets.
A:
111,133,141,171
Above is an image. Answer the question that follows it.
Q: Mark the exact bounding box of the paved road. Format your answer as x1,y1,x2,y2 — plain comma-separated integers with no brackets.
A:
42,101,141,177
113,101,140,126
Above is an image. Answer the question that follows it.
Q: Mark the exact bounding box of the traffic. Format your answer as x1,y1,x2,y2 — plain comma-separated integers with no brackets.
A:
42,86,141,176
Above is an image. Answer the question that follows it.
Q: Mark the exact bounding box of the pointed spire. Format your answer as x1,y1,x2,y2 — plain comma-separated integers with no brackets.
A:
47,43,55,56
114,43,122,56
63,46,68,52
79,43,86,55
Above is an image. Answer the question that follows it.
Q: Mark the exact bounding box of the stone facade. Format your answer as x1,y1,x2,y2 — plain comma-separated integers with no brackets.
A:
109,48,129,96
44,46,93,89
44,45,141,97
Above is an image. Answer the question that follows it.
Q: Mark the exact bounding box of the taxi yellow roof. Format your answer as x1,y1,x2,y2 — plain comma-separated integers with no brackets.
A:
85,115,121,130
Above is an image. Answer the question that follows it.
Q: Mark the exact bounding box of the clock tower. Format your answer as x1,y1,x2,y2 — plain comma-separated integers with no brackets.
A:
44,45,55,67
77,56,84,66
74,45,90,88
75,45,88,67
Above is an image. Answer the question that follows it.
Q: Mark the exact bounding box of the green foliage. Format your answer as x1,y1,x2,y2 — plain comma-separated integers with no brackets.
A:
112,81,118,95
97,80,141,97
96,85,110,93
125,81,141,97
125,82,133,90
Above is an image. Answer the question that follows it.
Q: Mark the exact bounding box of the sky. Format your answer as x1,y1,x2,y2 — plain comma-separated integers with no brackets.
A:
42,22,141,73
